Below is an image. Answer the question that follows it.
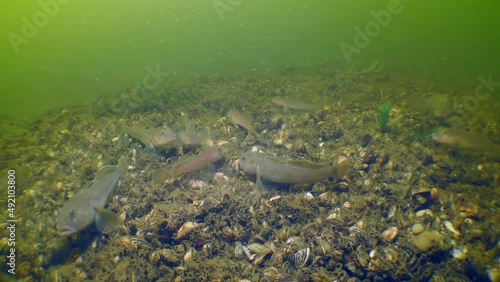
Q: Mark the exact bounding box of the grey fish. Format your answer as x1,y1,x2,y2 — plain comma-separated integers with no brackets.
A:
240,151,349,192
56,157,128,236
0,166,31,205
177,115,212,147
125,125,176,154
272,97,321,111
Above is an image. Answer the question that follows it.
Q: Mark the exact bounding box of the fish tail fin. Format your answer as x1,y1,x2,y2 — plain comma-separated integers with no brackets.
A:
95,212,107,232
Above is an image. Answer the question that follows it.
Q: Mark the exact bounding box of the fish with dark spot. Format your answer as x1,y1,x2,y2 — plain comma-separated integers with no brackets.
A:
56,157,128,236
240,151,349,193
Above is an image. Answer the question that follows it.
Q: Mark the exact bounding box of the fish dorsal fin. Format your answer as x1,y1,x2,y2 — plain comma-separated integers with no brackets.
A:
95,165,117,178
284,159,329,169
175,152,195,167
0,161,8,170
78,180,95,193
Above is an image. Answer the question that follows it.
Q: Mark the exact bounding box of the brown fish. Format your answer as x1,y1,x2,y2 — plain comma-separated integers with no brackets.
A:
240,151,349,192
272,97,321,111
227,109,255,133
153,147,225,184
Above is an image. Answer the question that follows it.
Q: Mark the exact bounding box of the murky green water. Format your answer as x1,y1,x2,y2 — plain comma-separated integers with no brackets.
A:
1,0,498,119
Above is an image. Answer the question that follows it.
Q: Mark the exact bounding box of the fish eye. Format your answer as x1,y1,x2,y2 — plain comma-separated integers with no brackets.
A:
241,156,246,161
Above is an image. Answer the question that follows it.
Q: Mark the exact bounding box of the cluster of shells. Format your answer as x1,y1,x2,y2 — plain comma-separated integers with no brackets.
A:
220,208,422,281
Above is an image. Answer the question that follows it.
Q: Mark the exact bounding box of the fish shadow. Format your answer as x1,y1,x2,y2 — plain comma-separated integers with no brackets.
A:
48,228,101,266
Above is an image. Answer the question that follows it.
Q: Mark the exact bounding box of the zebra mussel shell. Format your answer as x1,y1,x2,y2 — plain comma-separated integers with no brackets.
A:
292,247,311,268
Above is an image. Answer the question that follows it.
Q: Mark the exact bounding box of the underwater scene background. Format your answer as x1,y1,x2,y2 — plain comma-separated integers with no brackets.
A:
1,0,499,281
